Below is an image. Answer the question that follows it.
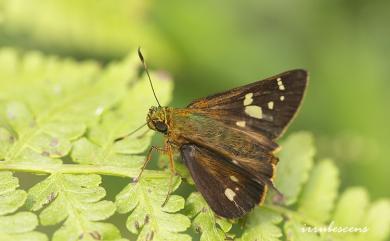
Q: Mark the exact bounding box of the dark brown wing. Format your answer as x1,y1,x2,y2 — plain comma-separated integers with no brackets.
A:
181,144,267,218
172,109,278,189
170,69,307,217
187,69,308,140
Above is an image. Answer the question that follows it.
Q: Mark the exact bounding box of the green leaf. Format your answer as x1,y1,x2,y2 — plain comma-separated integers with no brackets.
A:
0,189,26,216
298,159,339,223
0,50,101,165
239,207,283,241
357,199,390,241
115,174,191,241
185,192,232,241
0,172,26,215
316,187,370,241
0,171,47,241
333,187,369,227
26,173,118,241
0,212,47,241
273,132,316,205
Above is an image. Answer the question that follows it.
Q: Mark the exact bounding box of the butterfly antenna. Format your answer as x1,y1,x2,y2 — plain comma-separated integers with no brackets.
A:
114,123,148,142
138,47,161,107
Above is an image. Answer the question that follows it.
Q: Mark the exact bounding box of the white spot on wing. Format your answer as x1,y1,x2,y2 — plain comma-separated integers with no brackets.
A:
268,101,274,110
235,187,239,191
236,121,246,127
277,77,285,90
224,188,236,201
243,93,253,106
232,160,239,165
230,176,239,183
280,96,285,101
245,105,263,119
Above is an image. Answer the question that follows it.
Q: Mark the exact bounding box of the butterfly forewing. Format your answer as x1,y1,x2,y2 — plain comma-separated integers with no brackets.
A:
188,69,308,140
181,144,266,218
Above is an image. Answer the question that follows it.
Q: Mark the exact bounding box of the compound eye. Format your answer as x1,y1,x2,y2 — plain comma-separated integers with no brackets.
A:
154,121,168,133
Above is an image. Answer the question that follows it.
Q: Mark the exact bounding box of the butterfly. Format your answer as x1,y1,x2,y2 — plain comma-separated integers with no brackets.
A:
133,48,308,218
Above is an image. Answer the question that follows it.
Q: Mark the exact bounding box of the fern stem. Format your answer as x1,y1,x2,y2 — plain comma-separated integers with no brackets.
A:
0,163,169,178
263,204,323,227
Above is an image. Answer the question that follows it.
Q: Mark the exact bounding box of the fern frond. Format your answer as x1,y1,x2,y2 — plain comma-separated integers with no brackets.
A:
115,175,191,241
238,208,283,241
185,192,233,241
25,173,121,241
273,132,316,205
0,171,47,241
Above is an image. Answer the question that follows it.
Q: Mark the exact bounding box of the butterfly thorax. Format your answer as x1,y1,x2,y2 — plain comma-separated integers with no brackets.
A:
146,106,173,135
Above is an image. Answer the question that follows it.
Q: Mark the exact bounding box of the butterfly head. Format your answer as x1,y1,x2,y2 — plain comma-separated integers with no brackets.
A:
147,106,169,134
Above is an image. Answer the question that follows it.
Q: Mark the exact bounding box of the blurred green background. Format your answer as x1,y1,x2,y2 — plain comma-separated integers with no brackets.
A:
0,0,388,200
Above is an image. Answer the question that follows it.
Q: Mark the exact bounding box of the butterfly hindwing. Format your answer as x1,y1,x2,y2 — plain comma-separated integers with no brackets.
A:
181,144,267,218
187,69,308,140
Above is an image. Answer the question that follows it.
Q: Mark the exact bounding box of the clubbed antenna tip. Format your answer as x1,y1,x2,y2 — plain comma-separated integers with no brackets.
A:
137,47,144,63
137,47,161,107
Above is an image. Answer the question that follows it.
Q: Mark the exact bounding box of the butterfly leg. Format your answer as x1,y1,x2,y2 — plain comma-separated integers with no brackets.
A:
133,145,166,182
161,141,176,207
